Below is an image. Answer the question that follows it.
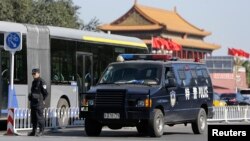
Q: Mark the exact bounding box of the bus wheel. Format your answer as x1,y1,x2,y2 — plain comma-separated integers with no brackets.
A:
148,109,164,137
85,118,102,136
191,108,207,134
57,98,69,127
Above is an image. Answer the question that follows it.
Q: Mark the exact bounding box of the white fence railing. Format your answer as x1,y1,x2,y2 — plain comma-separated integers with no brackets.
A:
13,106,250,131
208,106,250,123
14,107,84,131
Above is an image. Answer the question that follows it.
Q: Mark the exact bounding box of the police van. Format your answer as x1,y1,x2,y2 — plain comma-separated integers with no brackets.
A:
80,54,213,137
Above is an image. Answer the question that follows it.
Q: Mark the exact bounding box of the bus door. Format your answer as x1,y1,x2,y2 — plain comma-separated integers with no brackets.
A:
0,49,9,118
76,52,93,94
0,48,2,117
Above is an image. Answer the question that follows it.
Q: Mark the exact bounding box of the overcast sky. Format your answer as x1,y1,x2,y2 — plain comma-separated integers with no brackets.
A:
73,0,250,55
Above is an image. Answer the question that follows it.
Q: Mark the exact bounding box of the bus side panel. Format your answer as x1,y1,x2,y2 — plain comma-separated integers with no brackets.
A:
50,85,78,108
14,85,28,109
26,25,51,108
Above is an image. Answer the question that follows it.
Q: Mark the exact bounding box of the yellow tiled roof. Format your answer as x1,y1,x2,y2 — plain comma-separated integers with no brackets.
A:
98,24,163,31
172,38,220,50
135,4,211,36
99,4,211,36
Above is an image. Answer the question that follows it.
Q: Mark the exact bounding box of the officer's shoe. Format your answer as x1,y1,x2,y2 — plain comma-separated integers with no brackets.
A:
28,131,36,136
36,131,44,137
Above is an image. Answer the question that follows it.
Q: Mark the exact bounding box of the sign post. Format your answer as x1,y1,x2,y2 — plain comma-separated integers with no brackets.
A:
4,32,22,107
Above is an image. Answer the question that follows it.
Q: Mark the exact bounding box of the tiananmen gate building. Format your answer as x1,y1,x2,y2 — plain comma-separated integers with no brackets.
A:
98,3,220,59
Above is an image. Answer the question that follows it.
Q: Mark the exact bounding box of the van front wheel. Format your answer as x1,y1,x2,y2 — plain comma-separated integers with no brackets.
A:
136,120,148,135
148,109,164,137
85,118,102,136
192,108,207,134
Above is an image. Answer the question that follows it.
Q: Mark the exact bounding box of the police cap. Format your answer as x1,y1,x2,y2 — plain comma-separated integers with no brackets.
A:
32,68,40,74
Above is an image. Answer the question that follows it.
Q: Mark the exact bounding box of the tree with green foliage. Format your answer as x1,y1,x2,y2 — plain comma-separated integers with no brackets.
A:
81,17,101,32
242,60,250,87
0,0,101,30
0,0,14,21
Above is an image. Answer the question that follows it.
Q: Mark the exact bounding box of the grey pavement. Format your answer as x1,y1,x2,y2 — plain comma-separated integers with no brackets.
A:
0,124,207,141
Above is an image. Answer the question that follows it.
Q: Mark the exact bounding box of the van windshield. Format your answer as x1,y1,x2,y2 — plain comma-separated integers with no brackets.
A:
99,63,162,85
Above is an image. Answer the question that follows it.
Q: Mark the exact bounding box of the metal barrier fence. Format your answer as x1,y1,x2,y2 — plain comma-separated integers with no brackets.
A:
14,107,84,131
13,106,250,131
208,106,250,123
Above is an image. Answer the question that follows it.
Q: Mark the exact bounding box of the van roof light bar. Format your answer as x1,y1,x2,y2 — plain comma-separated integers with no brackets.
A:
117,54,175,62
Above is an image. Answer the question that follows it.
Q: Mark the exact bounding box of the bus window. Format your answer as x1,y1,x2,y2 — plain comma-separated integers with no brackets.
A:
14,40,27,84
76,53,93,93
0,49,9,117
51,39,76,84
0,33,3,46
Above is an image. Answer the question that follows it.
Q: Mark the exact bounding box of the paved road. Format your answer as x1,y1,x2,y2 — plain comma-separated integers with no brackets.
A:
0,124,207,141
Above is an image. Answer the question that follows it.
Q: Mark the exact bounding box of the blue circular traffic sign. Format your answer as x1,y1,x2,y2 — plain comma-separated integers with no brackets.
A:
6,32,21,49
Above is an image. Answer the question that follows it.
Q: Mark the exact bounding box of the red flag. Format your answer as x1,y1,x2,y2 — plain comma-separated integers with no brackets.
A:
159,38,170,50
231,48,239,56
239,49,249,58
172,41,182,51
240,49,250,58
152,37,161,49
167,39,182,51
152,37,171,50
241,49,250,58
238,49,245,57
246,52,250,58
229,48,249,58
228,48,233,55
152,37,182,51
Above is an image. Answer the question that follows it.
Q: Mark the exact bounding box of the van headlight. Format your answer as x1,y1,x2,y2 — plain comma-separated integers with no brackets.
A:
137,98,152,107
82,99,94,106
137,100,145,107
88,100,94,106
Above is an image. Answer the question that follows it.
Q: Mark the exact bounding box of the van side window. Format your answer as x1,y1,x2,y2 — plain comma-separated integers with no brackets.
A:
201,69,209,78
202,69,210,86
184,69,192,87
197,69,203,77
190,69,198,86
177,70,186,86
178,70,186,80
165,67,178,87
165,68,175,79
197,68,210,86
191,69,197,79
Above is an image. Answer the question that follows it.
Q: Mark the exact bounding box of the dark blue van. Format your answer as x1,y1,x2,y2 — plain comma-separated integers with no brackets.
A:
80,54,213,137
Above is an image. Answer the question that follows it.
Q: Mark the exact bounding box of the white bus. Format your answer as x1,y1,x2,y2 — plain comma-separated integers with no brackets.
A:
0,21,148,125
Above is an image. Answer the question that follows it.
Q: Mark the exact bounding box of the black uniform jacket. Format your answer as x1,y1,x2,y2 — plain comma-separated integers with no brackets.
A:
29,77,48,108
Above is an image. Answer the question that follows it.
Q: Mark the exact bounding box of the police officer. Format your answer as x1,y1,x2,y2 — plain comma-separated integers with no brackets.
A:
28,68,48,136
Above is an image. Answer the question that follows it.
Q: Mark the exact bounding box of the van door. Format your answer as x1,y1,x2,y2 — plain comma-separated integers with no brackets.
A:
164,66,181,122
171,64,194,121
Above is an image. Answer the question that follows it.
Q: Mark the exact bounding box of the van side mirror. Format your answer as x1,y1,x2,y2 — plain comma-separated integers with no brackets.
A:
165,78,176,88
